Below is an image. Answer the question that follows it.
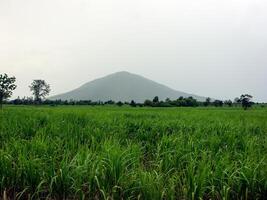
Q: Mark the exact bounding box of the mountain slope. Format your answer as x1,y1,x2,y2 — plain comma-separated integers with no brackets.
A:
50,71,207,102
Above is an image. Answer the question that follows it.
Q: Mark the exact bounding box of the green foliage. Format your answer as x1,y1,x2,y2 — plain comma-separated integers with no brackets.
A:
240,94,253,110
224,100,233,107
153,96,159,103
144,99,153,107
116,101,123,107
0,73,17,108
204,97,211,107
0,106,266,199
130,100,137,107
213,100,223,107
29,80,51,103
7,94,258,109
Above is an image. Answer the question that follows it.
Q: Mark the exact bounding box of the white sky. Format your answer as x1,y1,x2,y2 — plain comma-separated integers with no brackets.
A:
1,0,267,102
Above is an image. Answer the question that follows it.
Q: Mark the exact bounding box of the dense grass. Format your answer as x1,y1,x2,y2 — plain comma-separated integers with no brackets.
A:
0,106,266,199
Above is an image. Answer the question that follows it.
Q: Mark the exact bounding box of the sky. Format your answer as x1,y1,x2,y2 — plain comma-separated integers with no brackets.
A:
0,0,267,102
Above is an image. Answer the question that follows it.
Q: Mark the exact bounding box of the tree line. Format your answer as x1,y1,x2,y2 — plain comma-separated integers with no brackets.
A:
1,73,50,108
0,73,259,110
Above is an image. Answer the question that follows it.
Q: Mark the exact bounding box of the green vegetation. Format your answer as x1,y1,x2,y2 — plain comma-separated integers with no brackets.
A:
29,80,51,103
6,95,260,109
1,106,267,199
0,73,17,109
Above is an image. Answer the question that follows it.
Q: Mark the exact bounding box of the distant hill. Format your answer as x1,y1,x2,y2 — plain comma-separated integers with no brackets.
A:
50,71,207,102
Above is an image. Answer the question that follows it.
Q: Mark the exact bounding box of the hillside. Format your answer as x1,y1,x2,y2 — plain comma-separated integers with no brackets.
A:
50,71,207,102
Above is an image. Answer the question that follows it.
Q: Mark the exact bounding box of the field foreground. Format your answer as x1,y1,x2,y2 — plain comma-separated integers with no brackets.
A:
0,106,267,199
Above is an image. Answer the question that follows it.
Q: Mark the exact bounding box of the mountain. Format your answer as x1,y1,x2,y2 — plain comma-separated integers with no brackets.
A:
50,71,207,102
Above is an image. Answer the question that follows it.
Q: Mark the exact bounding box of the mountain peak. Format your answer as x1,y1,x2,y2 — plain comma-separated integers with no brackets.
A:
114,71,132,75
109,71,137,77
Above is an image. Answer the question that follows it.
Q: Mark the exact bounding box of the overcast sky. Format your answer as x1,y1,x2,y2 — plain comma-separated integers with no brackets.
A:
1,0,266,102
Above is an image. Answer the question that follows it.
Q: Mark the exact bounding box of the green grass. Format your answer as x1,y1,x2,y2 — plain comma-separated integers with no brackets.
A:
0,106,267,199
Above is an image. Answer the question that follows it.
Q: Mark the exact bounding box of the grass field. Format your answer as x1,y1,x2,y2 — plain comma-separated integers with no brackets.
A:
0,106,266,199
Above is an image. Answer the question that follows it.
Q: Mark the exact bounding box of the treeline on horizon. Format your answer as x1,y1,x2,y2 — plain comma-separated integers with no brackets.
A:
1,73,264,109
4,95,264,108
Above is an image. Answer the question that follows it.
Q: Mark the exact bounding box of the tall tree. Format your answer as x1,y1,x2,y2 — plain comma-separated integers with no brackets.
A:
153,96,159,103
29,80,51,103
0,73,17,109
240,94,253,110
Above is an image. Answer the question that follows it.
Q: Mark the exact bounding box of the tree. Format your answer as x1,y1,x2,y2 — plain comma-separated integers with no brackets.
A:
204,97,211,107
29,80,51,103
240,94,253,110
130,100,136,107
185,96,198,107
213,100,223,107
105,100,115,105
224,100,233,107
165,98,171,103
144,99,153,107
178,96,184,101
0,73,17,109
116,101,123,107
153,96,159,104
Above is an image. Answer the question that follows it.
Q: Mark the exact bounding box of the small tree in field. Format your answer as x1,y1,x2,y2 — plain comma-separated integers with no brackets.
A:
240,94,253,110
0,74,17,109
29,80,51,103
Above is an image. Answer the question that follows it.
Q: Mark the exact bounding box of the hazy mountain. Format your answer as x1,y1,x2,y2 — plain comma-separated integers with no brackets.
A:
50,71,207,102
